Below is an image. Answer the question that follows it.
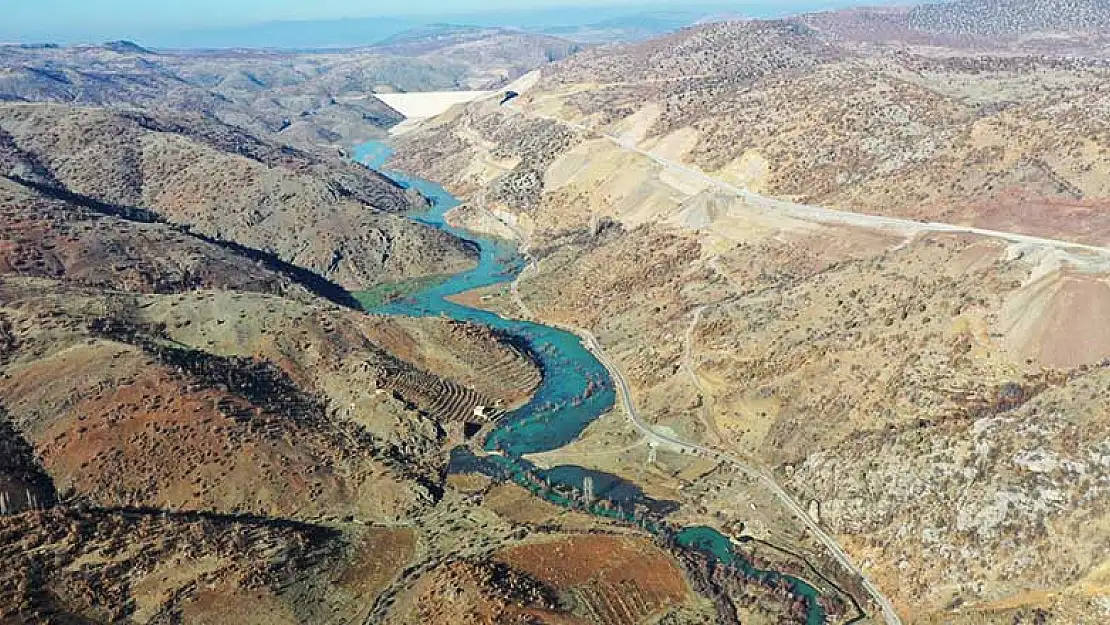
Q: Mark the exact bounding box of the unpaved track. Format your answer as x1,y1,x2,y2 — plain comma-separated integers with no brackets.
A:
487,99,1085,624
496,95,914,616
510,260,904,625
586,323,903,625
506,103,1110,259
682,304,728,445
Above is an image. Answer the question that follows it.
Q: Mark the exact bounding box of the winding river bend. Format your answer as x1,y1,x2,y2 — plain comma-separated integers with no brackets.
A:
355,141,831,625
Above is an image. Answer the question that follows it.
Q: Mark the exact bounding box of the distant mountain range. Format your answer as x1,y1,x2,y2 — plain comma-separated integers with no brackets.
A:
0,26,581,152
10,1,894,49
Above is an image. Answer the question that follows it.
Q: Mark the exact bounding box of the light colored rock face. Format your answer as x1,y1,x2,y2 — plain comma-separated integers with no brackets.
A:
788,375,1110,614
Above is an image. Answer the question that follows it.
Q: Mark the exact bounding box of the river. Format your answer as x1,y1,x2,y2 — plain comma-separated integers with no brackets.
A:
354,141,832,624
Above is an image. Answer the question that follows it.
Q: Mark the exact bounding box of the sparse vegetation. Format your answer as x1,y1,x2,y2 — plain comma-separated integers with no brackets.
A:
389,2,1110,622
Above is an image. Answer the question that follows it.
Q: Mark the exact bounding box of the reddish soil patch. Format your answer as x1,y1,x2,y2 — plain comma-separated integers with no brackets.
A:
335,527,415,596
36,364,332,514
7,346,411,520
392,559,579,625
936,191,1110,247
495,535,689,625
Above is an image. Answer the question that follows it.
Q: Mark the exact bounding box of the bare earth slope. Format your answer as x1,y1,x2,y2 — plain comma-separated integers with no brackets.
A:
8,2,1110,622
491,30,1110,245
0,90,678,625
0,82,737,625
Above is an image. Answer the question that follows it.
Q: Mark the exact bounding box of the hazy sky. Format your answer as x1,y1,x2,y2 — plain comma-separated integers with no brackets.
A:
5,0,885,45
11,0,681,33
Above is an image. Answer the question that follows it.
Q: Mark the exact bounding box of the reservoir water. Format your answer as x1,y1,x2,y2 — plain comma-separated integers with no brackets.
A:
354,141,834,624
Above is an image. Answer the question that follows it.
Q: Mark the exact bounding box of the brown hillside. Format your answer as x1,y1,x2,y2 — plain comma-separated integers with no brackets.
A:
0,103,477,290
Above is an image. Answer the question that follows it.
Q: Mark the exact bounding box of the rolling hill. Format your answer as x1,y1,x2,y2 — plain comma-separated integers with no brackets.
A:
0,28,582,152
0,102,478,290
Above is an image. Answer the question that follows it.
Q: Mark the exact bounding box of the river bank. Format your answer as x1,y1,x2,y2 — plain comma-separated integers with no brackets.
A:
353,140,840,625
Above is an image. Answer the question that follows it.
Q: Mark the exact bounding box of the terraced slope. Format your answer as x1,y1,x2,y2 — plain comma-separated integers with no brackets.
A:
0,273,549,622
387,534,695,625
0,135,571,623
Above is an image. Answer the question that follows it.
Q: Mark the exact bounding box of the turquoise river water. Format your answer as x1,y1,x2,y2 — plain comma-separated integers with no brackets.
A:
354,141,834,624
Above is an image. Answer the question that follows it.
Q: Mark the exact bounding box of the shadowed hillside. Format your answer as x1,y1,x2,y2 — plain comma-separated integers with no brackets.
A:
0,103,478,290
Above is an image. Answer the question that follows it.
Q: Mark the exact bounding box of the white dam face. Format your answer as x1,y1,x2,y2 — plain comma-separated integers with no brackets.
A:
376,91,495,121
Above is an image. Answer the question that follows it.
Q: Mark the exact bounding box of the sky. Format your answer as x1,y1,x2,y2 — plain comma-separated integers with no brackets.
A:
10,0,686,35
3,0,889,46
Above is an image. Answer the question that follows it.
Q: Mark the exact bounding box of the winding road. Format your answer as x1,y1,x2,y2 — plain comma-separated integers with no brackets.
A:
505,102,1110,259
509,258,903,625
485,96,1110,625
682,303,729,445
